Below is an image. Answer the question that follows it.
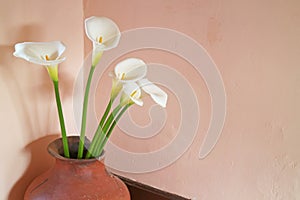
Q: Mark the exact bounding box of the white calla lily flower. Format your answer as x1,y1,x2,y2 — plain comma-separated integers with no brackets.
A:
13,41,66,81
114,58,147,82
137,79,168,107
120,82,143,106
85,16,121,66
110,58,147,100
13,41,70,157
13,41,66,66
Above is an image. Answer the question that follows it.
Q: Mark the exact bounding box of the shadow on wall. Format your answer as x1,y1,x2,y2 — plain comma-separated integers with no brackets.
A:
0,25,74,200
8,134,59,200
0,25,49,139
0,44,46,139
0,25,74,139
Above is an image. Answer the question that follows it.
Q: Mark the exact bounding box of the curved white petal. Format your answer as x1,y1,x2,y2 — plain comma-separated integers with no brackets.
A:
114,58,147,82
85,16,121,51
121,82,143,106
13,41,66,66
138,79,168,107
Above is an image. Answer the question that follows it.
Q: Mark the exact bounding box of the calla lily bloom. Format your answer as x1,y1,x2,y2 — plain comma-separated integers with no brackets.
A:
79,17,121,158
111,58,147,100
137,79,168,108
120,82,143,106
114,58,147,82
85,16,121,66
13,41,70,157
13,41,66,81
13,41,66,66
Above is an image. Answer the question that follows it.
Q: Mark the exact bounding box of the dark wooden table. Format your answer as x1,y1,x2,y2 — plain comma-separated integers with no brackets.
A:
116,175,191,200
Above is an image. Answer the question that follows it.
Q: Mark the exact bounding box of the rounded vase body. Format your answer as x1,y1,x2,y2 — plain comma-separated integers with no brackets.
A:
24,136,130,200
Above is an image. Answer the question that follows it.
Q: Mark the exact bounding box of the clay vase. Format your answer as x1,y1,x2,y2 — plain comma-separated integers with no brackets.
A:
24,136,130,200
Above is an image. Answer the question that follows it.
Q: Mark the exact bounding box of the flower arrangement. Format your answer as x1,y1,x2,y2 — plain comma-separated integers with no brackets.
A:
13,16,167,159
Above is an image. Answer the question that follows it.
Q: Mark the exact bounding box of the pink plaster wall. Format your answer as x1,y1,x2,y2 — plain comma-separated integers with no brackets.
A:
1,0,299,199
83,0,300,199
0,0,84,199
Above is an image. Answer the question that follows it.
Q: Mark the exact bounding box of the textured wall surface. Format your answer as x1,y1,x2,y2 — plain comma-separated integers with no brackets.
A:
1,0,300,199
0,0,83,199
84,0,300,199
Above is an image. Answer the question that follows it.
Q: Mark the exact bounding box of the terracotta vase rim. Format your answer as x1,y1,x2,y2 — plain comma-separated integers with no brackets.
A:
47,136,105,163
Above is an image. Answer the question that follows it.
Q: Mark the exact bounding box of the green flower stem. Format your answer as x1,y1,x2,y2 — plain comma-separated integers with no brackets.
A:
99,85,123,127
77,65,96,159
100,99,112,127
86,103,123,159
53,80,70,158
99,84,121,130
94,104,131,157
88,99,113,156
